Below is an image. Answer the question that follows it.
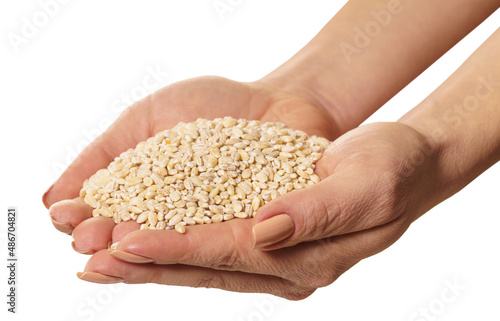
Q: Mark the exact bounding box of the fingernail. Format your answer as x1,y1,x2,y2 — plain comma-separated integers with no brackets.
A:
50,216,74,235
107,248,154,263
42,185,53,209
77,272,124,284
71,241,95,255
252,214,294,249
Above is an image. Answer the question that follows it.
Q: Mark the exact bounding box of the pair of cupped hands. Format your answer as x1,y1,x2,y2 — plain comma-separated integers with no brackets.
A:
44,76,436,300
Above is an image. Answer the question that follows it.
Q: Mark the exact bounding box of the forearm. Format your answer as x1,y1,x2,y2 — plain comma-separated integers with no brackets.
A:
260,0,498,133
399,28,500,204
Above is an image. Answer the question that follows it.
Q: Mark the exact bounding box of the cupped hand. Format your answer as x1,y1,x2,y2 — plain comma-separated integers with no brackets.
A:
52,113,440,299
43,76,342,291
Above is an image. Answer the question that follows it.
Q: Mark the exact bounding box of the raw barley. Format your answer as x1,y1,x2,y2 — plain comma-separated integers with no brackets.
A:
80,117,329,232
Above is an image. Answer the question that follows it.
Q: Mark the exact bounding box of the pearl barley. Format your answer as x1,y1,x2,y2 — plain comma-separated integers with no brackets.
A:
80,117,329,232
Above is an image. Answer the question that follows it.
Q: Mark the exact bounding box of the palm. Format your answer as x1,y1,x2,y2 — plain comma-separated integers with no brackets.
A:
147,76,339,139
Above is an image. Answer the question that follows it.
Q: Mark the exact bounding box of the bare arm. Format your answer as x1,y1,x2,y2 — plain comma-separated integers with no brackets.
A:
400,27,500,207
260,0,499,132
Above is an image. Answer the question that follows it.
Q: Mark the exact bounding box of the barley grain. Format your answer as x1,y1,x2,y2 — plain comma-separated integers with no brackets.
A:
234,212,248,219
223,213,235,221
211,214,223,223
193,216,204,224
183,217,196,225
175,223,186,234
252,197,261,211
137,211,149,224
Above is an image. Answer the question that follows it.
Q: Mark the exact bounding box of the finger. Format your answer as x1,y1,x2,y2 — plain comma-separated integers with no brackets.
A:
106,218,328,288
72,217,116,254
72,219,140,254
48,198,92,235
79,250,315,300
111,221,141,244
110,219,255,268
106,215,409,291
42,98,153,209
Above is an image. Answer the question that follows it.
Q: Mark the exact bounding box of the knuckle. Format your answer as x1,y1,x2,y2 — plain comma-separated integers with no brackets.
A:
210,226,245,271
212,247,242,270
193,273,227,290
320,195,343,233
297,192,342,240
85,249,121,276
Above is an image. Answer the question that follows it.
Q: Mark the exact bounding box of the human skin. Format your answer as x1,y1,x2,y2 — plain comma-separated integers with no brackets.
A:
43,1,499,299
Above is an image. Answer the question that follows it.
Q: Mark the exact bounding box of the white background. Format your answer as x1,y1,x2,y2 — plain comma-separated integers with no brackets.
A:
1,1,499,320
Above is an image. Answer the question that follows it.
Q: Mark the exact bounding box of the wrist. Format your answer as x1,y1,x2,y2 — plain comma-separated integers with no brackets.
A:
399,97,500,205
396,116,455,206
255,49,351,134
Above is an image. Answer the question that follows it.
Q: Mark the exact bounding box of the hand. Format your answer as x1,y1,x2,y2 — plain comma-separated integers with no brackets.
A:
42,75,342,284
71,122,438,300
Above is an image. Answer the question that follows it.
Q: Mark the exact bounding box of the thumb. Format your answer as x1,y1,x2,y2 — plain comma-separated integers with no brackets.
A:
251,165,387,250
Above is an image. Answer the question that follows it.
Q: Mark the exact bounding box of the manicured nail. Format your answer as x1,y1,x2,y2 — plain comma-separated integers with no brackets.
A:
107,248,154,263
50,216,74,235
42,185,53,209
77,272,124,284
71,241,95,255
252,214,294,249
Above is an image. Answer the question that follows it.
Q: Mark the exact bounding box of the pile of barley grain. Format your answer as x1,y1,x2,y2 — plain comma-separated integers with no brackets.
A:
80,117,330,233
